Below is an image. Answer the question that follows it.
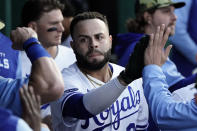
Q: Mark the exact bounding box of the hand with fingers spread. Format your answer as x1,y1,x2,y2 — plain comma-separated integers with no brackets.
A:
10,27,38,50
20,85,41,131
144,24,172,67
119,35,149,85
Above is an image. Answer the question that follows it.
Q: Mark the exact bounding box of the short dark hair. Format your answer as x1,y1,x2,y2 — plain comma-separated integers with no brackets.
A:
22,0,64,26
60,0,76,17
70,11,109,38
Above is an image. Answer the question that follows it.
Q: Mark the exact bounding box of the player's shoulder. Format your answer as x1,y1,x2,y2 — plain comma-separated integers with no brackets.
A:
109,63,125,77
61,63,87,91
58,45,74,53
58,44,69,49
61,63,84,84
62,62,78,74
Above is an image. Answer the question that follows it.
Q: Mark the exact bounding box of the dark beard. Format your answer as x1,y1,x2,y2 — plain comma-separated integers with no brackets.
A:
75,49,111,71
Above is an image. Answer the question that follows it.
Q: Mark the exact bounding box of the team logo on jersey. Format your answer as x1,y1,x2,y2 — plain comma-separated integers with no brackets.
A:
81,86,141,130
0,52,9,69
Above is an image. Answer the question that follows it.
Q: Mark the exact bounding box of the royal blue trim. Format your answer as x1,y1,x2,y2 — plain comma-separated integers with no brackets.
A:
169,74,197,92
64,88,78,93
61,91,77,109
108,63,114,74
62,93,94,119
40,104,50,110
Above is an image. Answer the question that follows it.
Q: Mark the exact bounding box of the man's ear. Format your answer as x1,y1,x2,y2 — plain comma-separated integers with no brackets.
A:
28,21,37,32
70,40,74,49
143,12,152,24
109,35,112,47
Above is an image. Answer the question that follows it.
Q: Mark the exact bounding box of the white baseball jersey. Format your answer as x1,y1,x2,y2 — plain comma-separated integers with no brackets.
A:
50,63,149,131
172,83,196,102
20,45,76,117
20,45,76,77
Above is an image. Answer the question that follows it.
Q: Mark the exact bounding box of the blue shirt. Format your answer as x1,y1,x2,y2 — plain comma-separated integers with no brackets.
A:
114,32,184,87
0,32,21,78
170,0,197,77
0,107,32,131
0,76,27,116
143,65,197,130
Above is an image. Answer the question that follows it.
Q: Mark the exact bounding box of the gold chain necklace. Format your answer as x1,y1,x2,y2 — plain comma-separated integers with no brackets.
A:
85,74,103,87
83,67,112,88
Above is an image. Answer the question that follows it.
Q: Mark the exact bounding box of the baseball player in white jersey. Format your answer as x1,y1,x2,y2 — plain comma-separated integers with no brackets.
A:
20,44,76,118
20,0,76,129
20,45,76,78
50,11,149,131
51,63,148,130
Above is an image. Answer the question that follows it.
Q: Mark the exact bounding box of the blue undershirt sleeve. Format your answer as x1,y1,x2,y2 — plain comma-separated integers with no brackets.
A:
62,93,94,119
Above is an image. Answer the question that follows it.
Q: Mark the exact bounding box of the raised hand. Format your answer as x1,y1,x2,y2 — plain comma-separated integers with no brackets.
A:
119,24,172,85
20,85,41,131
144,24,172,66
10,27,38,50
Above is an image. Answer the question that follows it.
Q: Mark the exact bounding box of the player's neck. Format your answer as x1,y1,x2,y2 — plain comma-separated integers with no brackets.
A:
80,63,112,83
45,46,58,59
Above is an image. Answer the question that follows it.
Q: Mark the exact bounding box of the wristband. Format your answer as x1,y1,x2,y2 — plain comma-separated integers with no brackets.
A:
23,38,51,63
23,37,39,50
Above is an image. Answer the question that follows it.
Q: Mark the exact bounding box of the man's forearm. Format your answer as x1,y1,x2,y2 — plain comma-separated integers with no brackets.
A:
143,65,197,130
21,37,64,104
29,57,64,104
10,27,64,106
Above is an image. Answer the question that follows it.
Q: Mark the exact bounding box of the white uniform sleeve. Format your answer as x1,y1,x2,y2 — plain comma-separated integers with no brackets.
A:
172,83,196,102
16,119,33,131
